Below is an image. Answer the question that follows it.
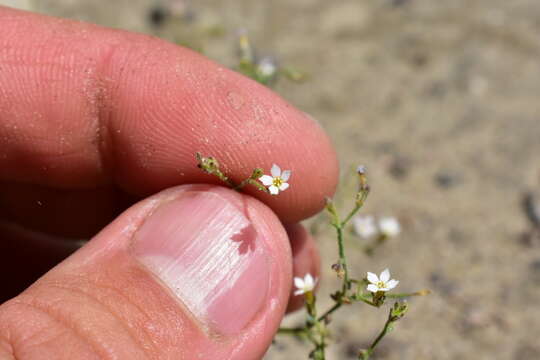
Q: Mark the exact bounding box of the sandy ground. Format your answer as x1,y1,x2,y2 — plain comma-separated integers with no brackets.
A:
2,0,540,359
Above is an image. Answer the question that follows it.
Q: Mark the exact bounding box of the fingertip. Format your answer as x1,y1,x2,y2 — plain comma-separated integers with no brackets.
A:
0,6,339,223
108,42,340,222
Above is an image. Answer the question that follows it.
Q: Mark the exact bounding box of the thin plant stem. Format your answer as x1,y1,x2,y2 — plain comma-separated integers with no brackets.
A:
386,290,431,298
360,314,393,360
341,189,369,226
277,327,306,336
336,225,349,292
341,203,362,226
357,297,377,307
195,156,427,360
318,302,342,322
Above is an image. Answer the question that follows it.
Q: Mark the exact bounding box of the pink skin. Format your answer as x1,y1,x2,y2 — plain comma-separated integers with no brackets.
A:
2,185,292,359
0,6,338,359
0,7,338,226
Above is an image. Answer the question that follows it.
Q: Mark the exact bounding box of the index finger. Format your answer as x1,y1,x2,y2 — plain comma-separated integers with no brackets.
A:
0,7,338,223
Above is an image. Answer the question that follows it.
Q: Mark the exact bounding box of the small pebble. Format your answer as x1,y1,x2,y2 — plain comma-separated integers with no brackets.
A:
429,271,456,296
435,171,462,189
390,0,411,6
389,156,411,180
529,259,540,284
522,192,540,227
514,345,540,360
148,5,169,27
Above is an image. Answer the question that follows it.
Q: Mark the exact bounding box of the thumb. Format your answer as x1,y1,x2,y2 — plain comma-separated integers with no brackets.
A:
0,185,292,359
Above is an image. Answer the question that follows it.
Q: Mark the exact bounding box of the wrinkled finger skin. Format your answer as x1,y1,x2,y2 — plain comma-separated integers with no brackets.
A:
0,6,339,228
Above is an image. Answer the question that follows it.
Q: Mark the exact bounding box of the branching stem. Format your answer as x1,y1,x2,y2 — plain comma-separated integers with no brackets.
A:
360,318,392,360
196,157,428,360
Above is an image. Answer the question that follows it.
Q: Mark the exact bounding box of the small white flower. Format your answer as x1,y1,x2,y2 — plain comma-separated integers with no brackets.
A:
294,273,317,296
259,164,291,195
366,269,399,293
378,217,401,237
353,215,378,239
257,57,277,77
356,165,367,175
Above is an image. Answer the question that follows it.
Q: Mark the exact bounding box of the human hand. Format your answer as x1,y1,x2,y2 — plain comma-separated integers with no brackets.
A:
0,6,338,359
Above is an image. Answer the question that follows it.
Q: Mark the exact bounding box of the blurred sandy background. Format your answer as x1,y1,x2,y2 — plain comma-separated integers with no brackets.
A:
2,1,540,359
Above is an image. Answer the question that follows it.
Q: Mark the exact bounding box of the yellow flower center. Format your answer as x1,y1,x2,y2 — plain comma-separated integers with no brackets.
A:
376,281,386,289
272,177,283,187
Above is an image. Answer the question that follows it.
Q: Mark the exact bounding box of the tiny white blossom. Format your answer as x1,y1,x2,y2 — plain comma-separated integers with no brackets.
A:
378,217,401,237
353,215,378,239
259,164,291,195
366,269,399,293
257,57,277,77
356,165,367,175
294,273,317,296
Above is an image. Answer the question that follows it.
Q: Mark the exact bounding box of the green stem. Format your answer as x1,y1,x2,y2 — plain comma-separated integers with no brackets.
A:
232,177,268,193
220,176,236,189
386,290,431,298
232,179,248,190
361,314,394,360
318,302,342,322
246,178,269,192
336,226,349,292
341,188,369,226
306,292,328,359
341,203,362,226
336,187,370,292
357,297,377,307
277,327,306,336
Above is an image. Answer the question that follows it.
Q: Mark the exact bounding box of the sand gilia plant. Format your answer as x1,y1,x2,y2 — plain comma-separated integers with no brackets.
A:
196,155,430,359
235,29,307,87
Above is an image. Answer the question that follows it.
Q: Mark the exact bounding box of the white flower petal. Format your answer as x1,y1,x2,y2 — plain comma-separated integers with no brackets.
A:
257,58,277,77
259,175,274,186
269,185,279,195
379,217,400,237
294,277,305,289
353,216,377,239
378,287,389,292
279,182,289,191
380,269,390,283
294,289,305,296
367,272,379,284
386,279,399,289
367,284,379,293
304,274,314,288
271,164,281,177
281,170,291,181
